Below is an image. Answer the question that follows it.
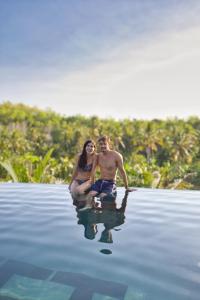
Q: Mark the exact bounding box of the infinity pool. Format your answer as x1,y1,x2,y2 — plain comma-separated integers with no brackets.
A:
0,183,200,300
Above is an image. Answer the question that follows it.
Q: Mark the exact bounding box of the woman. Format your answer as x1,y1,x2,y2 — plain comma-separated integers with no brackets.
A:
69,140,97,198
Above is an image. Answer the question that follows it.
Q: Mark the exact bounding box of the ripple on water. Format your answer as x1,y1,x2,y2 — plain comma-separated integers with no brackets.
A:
0,184,200,300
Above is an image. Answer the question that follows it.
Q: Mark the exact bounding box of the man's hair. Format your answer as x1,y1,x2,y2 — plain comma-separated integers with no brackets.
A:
98,135,110,143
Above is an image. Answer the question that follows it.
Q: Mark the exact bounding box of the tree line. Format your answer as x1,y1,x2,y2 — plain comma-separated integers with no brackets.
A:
0,101,200,189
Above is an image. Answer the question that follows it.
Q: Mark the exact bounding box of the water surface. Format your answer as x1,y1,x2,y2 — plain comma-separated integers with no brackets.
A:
0,183,200,300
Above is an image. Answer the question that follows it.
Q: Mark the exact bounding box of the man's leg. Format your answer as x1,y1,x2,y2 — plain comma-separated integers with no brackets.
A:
99,181,117,200
98,193,107,200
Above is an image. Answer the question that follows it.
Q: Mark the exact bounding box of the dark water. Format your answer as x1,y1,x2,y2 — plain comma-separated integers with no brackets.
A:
0,183,200,300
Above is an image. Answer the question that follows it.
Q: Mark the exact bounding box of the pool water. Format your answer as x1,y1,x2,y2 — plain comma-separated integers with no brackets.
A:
0,183,200,300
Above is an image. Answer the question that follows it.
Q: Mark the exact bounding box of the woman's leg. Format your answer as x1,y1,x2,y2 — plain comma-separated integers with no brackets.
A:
70,180,80,198
76,180,92,194
78,190,98,211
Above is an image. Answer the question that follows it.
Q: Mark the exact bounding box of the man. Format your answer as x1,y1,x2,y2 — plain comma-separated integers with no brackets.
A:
80,136,134,210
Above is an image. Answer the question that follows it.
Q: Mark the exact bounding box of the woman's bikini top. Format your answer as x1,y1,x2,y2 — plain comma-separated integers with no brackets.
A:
79,163,93,172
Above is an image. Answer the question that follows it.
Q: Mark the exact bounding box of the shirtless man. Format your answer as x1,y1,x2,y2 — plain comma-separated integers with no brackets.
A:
80,136,134,210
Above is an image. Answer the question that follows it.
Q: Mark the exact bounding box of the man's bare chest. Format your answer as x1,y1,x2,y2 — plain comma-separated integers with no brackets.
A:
99,156,117,170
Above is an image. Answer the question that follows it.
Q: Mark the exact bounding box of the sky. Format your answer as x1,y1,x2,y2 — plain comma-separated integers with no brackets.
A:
0,0,200,119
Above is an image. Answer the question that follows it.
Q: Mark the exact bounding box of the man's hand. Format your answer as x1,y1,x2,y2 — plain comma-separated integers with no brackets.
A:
126,187,137,192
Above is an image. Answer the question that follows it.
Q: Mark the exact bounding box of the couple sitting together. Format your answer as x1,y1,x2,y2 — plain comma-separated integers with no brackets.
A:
69,135,133,209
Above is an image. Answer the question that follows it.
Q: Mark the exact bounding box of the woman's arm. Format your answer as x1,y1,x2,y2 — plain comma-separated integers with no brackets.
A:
90,154,98,183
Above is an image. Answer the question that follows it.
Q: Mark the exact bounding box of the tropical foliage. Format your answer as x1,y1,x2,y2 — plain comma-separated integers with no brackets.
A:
0,101,200,189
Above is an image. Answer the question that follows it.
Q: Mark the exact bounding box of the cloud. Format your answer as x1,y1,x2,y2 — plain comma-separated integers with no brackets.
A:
9,24,198,119
1,1,200,119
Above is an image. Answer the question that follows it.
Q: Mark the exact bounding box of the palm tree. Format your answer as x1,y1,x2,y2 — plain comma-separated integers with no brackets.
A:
135,122,164,164
165,125,197,164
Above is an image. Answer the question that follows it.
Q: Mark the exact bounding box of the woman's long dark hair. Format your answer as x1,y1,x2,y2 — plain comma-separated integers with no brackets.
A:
78,140,95,169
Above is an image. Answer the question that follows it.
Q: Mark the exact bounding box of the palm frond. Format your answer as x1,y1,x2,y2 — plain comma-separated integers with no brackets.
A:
0,160,19,182
33,148,54,182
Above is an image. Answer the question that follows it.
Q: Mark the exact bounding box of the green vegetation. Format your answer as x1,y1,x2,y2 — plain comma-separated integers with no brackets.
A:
0,101,200,189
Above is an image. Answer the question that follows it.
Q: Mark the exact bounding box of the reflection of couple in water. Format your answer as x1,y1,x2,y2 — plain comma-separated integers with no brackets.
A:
69,135,134,211
69,135,135,243
73,191,129,244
